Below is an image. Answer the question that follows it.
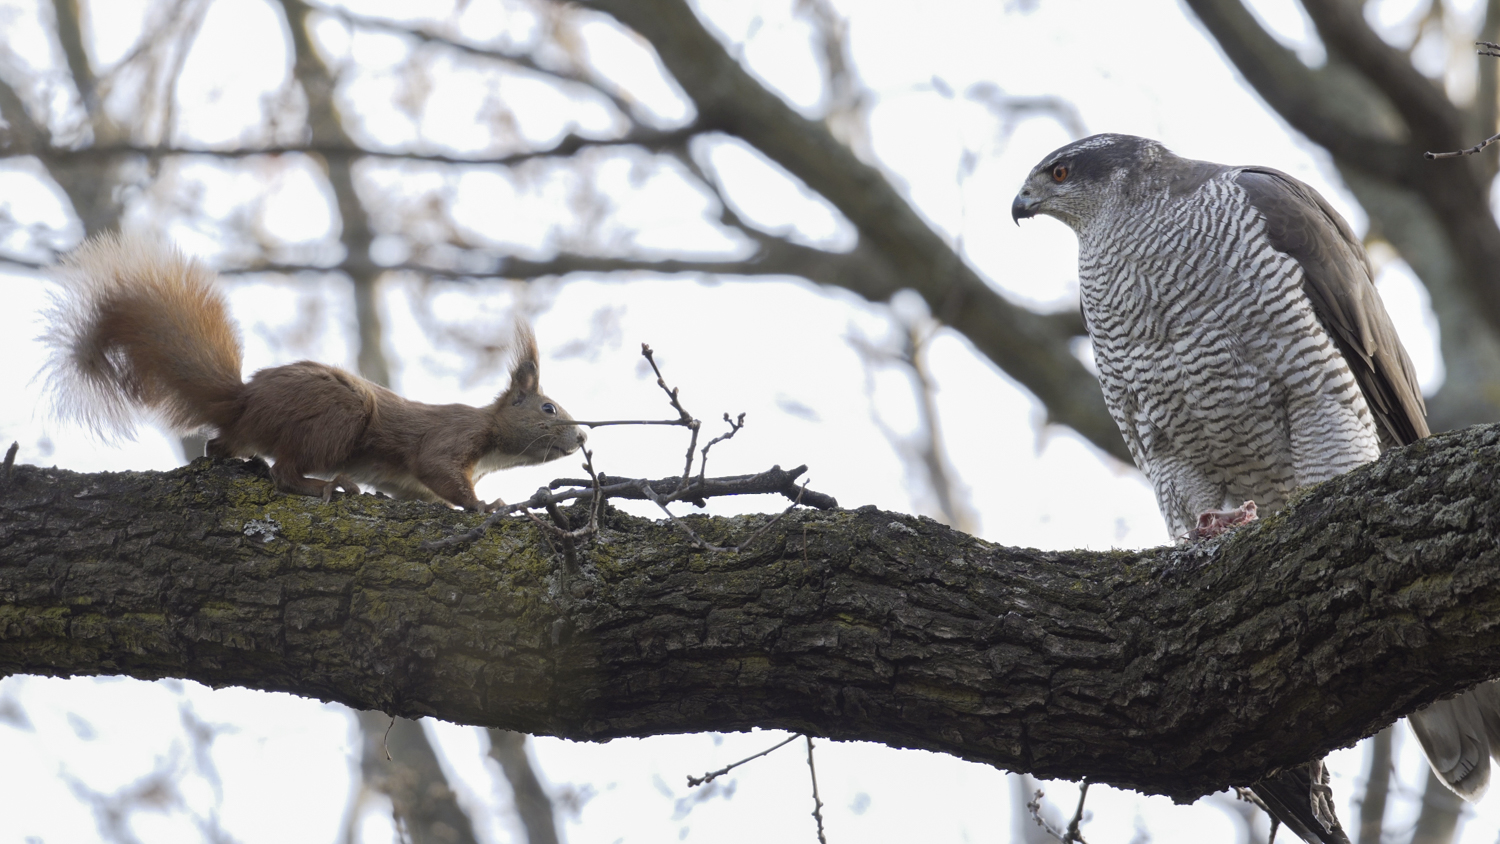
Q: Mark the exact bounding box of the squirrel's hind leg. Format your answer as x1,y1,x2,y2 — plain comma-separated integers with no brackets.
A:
412,464,485,511
269,459,361,502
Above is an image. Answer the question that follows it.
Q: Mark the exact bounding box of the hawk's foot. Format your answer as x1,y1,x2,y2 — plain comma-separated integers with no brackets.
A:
1183,500,1258,541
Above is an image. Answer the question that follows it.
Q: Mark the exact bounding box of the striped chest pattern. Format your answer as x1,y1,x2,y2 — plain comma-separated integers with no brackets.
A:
1075,174,1381,536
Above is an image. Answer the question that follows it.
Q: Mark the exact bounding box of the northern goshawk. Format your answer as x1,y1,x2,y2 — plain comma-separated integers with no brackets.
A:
1012,133,1493,843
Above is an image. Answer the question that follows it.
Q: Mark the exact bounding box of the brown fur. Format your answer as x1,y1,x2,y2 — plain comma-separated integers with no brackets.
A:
42,233,584,511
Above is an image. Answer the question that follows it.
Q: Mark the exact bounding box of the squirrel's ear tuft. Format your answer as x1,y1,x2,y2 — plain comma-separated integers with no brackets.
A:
506,321,541,395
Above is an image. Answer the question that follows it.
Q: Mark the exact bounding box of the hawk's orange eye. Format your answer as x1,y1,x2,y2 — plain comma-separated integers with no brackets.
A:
1052,164,1069,182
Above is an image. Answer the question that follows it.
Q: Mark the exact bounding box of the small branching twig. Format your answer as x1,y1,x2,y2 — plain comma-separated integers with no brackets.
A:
1425,133,1500,159
422,344,835,554
568,418,693,428
727,486,807,552
1233,787,1280,843
1027,783,1091,843
543,499,581,576
698,413,746,484
1426,43,1500,159
580,444,606,532
640,344,696,425
422,465,834,550
686,734,800,787
1066,782,1090,842
806,736,829,844
643,481,808,554
641,482,717,547
638,343,703,488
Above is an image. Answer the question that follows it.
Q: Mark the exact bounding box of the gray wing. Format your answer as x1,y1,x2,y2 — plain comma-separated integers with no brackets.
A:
1236,167,1429,448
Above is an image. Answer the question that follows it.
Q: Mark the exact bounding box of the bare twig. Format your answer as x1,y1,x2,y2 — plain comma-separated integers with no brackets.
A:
806,736,829,844
722,486,807,553
423,342,830,556
425,346,828,548
633,344,757,508
639,343,702,488
580,445,606,535
583,465,834,510
1232,785,1278,843
303,0,642,121
523,445,610,583
543,498,581,576
1027,784,1091,843
1424,133,1500,159
698,413,746,484
568,419,691,428
422,464,836,550
1066,782,1090,843
640,344,696,427
641,482,717,546
641,480,805,553
686,734,800,787
1426,43,1500,158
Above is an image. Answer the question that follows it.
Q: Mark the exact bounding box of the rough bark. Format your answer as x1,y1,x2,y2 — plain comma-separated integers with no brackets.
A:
4,424,1500,802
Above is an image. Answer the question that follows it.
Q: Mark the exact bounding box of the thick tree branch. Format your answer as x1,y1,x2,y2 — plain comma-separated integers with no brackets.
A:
4,424,1500,802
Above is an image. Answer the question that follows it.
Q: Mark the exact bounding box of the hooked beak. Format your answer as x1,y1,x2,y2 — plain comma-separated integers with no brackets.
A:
1011,191,1039,225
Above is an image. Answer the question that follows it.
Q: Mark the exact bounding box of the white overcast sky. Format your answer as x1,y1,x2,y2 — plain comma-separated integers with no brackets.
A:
0,0,1488,842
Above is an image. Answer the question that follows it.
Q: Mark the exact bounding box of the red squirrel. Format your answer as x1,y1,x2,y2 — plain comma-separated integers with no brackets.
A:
40,232,584,511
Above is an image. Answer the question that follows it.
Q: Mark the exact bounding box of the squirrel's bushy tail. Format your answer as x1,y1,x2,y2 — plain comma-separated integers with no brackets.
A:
41,233,244,439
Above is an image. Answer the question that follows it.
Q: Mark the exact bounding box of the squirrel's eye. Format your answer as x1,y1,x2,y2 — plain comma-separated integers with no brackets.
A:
1051,164,1069,182
541,402,556,415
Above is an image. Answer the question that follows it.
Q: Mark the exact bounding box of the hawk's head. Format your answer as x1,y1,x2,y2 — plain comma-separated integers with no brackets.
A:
1011,133,1168,230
